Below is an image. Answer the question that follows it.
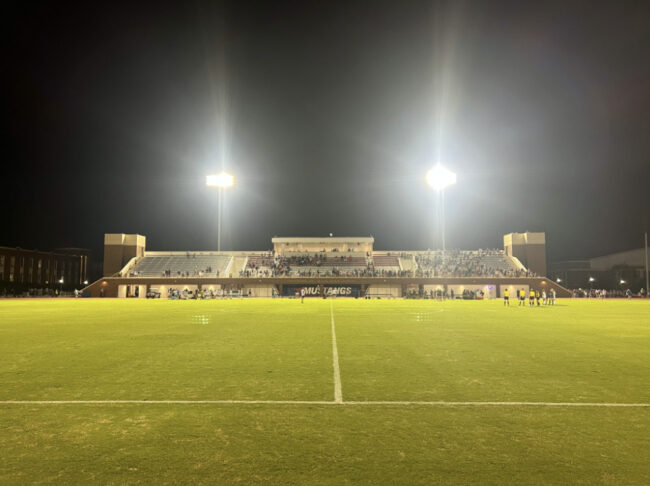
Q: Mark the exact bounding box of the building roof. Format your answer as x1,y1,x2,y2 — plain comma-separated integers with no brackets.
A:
272,236,374,243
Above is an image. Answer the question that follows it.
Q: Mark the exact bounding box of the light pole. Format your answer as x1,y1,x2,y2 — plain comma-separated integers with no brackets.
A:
206,172,235,251
426,164,456,252
644,231,650,297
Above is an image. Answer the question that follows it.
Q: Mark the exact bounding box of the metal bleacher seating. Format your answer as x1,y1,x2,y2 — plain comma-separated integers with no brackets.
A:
129,254,232,277
373,254,400,267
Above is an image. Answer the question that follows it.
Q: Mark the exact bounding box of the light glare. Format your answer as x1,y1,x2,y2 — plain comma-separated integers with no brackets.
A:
426,165,457,191
206,172,234,188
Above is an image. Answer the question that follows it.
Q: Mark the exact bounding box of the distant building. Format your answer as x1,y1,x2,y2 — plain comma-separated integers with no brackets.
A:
550,248,648,291
0,246,90,289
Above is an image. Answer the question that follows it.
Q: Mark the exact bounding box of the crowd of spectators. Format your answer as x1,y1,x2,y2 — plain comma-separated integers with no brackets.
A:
242,251,415,277
571,288,646,298
240,249,535,278
158,266,218,277
411,249,532,278
126,266,220,277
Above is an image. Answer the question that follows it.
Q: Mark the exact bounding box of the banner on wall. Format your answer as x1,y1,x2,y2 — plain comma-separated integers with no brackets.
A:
283,285,361,297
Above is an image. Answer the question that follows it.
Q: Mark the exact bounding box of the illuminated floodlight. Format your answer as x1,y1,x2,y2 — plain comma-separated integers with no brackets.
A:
83,280,89,285
620,279,626,284
206,172,234,188
588,277,595,282
556,278,562,283
206,171,235,251
426,165,457,191
426,164,457,252
58,278,64,284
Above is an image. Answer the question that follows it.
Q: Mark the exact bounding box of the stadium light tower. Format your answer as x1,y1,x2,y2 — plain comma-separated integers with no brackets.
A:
426,164,457,252
206,172,235,252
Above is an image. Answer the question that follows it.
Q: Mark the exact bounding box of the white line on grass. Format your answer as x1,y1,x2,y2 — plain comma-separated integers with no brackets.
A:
341,401,650,407
0,400,648,407
330,302,343,403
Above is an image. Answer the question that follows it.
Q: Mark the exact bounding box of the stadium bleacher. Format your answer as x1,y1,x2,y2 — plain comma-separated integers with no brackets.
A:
412,250,527,277
122,249,525,279
128,254,232,277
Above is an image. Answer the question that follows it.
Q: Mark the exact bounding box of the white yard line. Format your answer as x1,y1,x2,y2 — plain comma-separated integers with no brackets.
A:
0,400,648,407
330,302,343,403
0,400,334,405
341,401,650,407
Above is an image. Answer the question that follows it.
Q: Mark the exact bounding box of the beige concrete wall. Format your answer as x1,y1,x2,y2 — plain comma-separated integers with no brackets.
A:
273,237,373,255
504,232,547,277
366,284,401,297
103,233,146,277
85,275,571,298
447,284,496,299
423,284,446,292
241,284,276,297
117,285,127,298
500,283,529,299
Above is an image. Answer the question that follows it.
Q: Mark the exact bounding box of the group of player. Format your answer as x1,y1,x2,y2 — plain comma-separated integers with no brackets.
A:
503,287,556,306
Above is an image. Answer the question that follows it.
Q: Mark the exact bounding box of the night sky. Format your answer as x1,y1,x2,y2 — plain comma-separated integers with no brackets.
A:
3,1,649,263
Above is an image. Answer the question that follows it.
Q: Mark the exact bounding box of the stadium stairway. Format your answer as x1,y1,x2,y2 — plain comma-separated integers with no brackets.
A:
229,256,249,277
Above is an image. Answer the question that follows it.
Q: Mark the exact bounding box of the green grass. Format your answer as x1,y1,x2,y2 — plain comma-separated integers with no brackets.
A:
1,298,649,484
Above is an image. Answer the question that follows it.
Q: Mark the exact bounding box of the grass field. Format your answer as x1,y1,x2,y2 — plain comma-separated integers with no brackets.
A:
1,298,649,484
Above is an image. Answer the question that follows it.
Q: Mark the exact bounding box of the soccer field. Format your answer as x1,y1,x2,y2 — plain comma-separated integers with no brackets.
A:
1,298,649,484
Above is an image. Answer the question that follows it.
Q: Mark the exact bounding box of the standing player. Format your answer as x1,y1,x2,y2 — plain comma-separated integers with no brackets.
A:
519,288,526,306
503,288,510,306
550,288,556,305
542,289,547,305
529,288,535,307
300,287,305,303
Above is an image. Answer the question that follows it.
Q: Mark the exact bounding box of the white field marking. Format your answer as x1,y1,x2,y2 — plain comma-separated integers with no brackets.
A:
341,401,650,408
330,302,343,403
0,400,335,405
0,400,648,407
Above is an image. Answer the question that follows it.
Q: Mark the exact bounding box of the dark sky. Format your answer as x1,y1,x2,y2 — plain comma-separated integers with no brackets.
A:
2,1,649,262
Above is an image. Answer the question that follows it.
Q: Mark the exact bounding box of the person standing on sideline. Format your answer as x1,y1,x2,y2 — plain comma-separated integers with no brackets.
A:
503,288,510,306
300,287,305,303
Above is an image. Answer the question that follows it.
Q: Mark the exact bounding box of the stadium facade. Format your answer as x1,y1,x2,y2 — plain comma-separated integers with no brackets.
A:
84,232,569,298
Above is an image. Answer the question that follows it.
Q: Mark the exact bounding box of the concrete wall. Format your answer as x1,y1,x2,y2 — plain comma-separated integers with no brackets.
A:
241,284,276,297
273,237,374,255
84,276,570,299
504,232,547,276
366,284,401,297
447,284,497,299
500,283,529,299
103,234,146,277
